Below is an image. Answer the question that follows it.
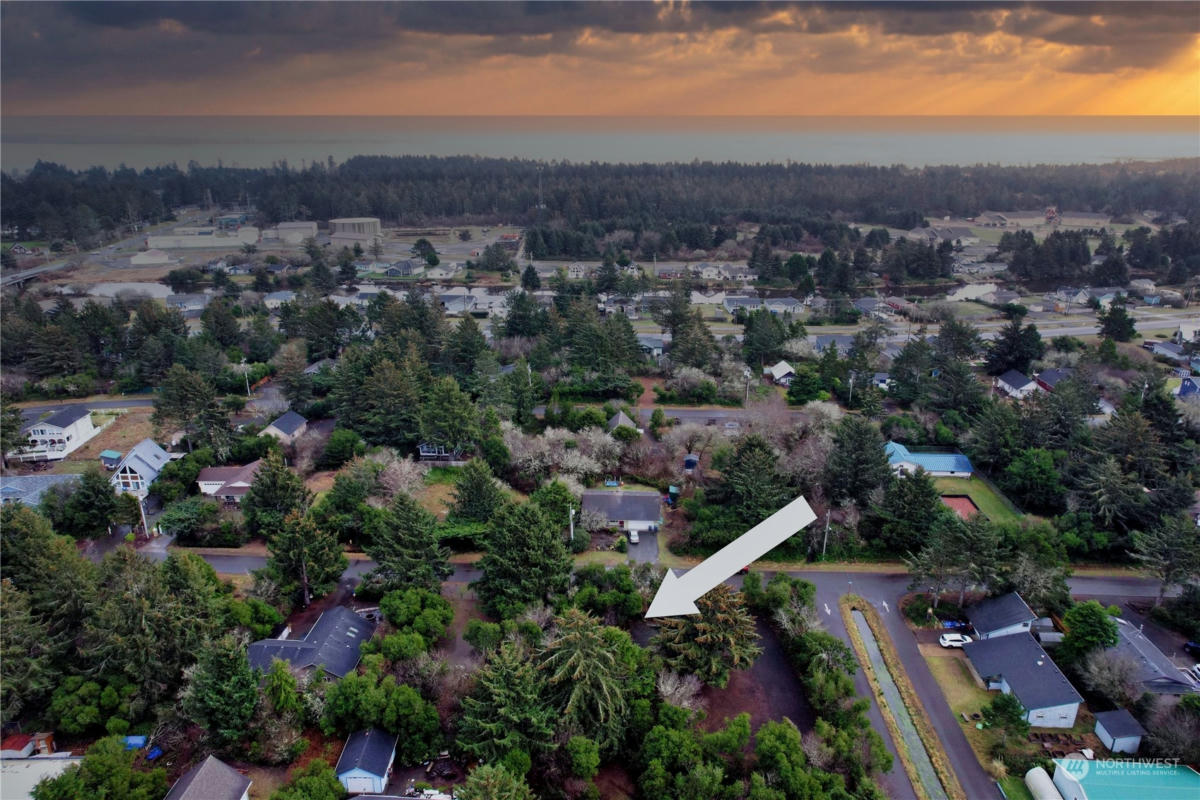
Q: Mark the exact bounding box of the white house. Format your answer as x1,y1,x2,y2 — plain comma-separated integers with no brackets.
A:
130,248,173,266
10,406,99,462
581,490,662,534
995,369,1037,399
263,290,295,309
965,592,1037,640
884,441,975,478
1093,709,1145,755
964,634,1082,728
261,410,308,445
195,460,263,505
764,360,796,386
110,438,171,496
335,728,397,795
164,755,251,800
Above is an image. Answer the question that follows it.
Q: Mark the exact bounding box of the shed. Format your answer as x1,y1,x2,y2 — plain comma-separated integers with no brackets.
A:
335,728,397,795
1093,708,1145,754
261,410,308,445
683,453,700,472
99,449,123,469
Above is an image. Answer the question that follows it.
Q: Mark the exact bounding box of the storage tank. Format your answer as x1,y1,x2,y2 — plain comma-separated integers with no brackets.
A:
1025,766,1064,800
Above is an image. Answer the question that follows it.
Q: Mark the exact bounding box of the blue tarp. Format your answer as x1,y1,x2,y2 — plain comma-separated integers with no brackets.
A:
123,736,147,750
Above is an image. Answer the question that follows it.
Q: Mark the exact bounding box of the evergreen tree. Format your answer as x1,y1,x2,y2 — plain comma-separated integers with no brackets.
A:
1059,600,1119,664
934,318,983,362
266,512,348,607
31,736,168,800
889,335,934,407
242,450,311,537
269,759,344,800
985,314,1044,376
714,434,790,526
652,584,761,688
1132,514,1200,606
1098,303,1137,342
876,467,942,553
824,416,890,506
540,609,631,753
360,354,428,449
180,634,259,748
455,765,535,800
48,467,118,539
200,298,241,348
1,402,27,468
475,502,572,617
1,580,56,724
445,316,488,381
419,376,480,453
458,642,556,764
451,458,507,522
904,512,967,608
520,263,540,291
274,341,313,408
308,260,337,294
363,493,451,593
981,693,1029,746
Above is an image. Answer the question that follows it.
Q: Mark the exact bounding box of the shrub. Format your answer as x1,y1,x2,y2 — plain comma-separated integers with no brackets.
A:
380,588,453,641
464,619,503,653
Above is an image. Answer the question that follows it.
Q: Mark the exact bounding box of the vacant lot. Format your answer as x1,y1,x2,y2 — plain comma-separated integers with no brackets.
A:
68,409,155,463
932,477,1021,524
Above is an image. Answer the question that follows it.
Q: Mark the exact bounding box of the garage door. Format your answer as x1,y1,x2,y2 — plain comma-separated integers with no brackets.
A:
344,776,376,794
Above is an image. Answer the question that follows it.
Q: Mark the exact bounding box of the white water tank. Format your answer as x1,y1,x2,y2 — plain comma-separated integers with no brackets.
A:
1025,766,1064,800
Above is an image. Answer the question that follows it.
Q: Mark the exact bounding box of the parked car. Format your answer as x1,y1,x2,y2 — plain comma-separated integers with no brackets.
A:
1183,641,1200,658
939,633,972,648
628,530,639,544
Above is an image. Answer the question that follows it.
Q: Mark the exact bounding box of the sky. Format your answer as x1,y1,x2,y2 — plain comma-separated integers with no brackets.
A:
2,1,1198,117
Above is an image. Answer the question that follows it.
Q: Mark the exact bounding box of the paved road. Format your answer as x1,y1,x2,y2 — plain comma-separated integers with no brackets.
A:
19,397,157,426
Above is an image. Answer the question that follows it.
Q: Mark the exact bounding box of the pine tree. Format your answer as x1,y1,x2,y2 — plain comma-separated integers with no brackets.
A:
458,642,556,764
361,355,427,449
451,458,507,522
267,512,347,608
242,450,311,537
200,298,241,347
715,434,789,526
180,634,259,748
446,316,487,380
456,765,536,800
824,416,890,506
877,467,943,553
57,467,119,539
520,263,540,290
1,579,56,724
1132,514,1200,606
419,376,479,453
363,493,451,593
540,609,631,753
475,502,572,618
652,584,761,688
274,341,313,408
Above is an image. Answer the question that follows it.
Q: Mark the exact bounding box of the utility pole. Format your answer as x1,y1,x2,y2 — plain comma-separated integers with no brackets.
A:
568,507,575,544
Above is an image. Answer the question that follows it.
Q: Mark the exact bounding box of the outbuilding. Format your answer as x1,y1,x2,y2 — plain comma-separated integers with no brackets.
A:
335,728,397,795
1093,708,1145,754
261,410,308,445
995,369,1037,399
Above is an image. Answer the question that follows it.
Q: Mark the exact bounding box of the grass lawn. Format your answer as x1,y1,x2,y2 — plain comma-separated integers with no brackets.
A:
998,776,1034,800
933,477,1022,524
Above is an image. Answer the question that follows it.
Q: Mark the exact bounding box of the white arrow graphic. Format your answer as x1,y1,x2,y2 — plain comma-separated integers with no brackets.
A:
646,495,817,618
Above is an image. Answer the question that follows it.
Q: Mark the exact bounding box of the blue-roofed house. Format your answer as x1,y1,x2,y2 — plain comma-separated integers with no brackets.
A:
1178,377,1199,401
0,474,81,508
885,441,974,478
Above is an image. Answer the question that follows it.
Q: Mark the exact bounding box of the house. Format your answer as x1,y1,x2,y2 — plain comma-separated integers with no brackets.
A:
196,460,263,505
164,755,251,800
964,634,1082,728
110,438,171,495
11,405,99,462
567,262,589,280
637,334,666,359
812,334,855,356
425,265,457,280
872,373,892,391
995,369,1037,399
99,449,123,469
607,411,639,433
580,490,662,534
385,259,421,277
335,728,398,795
248,606,376,678
438,292,475,316
1177,377,1199,401
1108,617,1198,695
0,474,80,507
884,441,974,478
763,297,804,315
965,592,1037,640
982,289,1021,306
764,360,796,386
1057,210,1112,227
0,756,84,800
1092,708,1145,754
304,358,336,376
9,243,33,255
1052,758,1200,800
852,297,889,318
691,289,726,306
263,290,296,309
722,295,762,314
165,293,211,314
1149,341,1188,363
130,248,173,266
261,410,308,445
1035,368,1073,393
1175,321,1199,344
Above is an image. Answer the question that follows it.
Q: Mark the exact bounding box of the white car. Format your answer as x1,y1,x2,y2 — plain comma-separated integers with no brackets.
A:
628,530,640,544
939,633,972,648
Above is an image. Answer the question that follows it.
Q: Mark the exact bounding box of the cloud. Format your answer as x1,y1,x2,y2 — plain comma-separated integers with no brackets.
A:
1,1,1196,115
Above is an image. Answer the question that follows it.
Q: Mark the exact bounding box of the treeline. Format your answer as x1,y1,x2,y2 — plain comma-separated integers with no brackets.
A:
4,156,1198,249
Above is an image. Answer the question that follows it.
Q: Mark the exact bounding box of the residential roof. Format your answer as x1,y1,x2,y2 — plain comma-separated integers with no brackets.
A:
264,290,295,302
1110,617,1198,694
166,293,210,308
997,369,1034,390
581,489,662,523
27,405,91,431
1037,368,1073,389
884,441,975,474
1052,758,1200,800
197,459,263,497
335,728,397,778
247,606,375,678
607,411,637,431
964,633,1082,711
0,474,81,507
164,755,251,800
112,438,171,482
99,449,123,460
267,410,307,436
766,360,795,381
1093,708,1146,739
813,334,855,354
966,592,1037,635
636,334,666,350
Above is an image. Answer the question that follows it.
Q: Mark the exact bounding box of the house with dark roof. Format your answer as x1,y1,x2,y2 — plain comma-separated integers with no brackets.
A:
764,360,796,386
1035,368,1073,393
11,405,99,462
264,290,296,309
813,334,855,356
1093,708,1145,754
196,459,264,505
884,441,974,478
164,755,251,800
110,438,171,496
0,474,80,508
1108,617,1198,695
581,490,662,534
335,728,398,795
966,592,1037,640
262,410,308,445
636,334,667,359
964,633,1083,728
248,606,375,679
995,369,1037,399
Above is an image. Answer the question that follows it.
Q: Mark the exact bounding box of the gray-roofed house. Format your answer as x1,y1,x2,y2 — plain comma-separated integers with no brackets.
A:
1108,617,1198,695
813,334,855,356
196,460,264,506
248,606,375,679
764,297,804,315
263,290,296,309
165,293,211,315
580,489,662,534
637,334,666,359
966,592,1037,640
764,360,796,386
852,297,889,318
262,410,308,445
0,474,81,508
385,259,421,277
964,633,1083,728
1036,368,1074,393
1093,708,1146,754
722,295,762,314
995,369,1037,399
110,438,171,496
335,728,398,795
607,411,638,434
11,405,99,462
164,755,251,800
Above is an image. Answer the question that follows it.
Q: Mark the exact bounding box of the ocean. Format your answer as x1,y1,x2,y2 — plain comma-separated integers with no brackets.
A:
2,115,1197,172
